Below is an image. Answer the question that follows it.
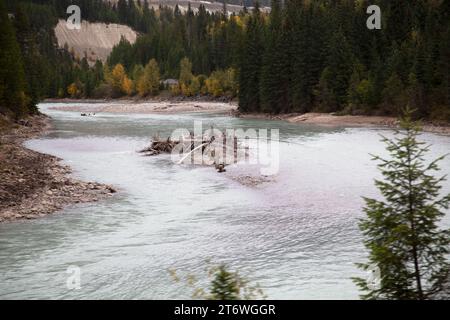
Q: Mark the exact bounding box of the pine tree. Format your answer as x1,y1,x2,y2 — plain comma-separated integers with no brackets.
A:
209,265,240,300
355,109,450,300
238,3,264,113
347,63,369,112
259,0,286,114
325,30,354,110
0,0,28,118
117,0,128,25
314,67,337,112
382,73,405,113
14,4,43,113
288,0,326,113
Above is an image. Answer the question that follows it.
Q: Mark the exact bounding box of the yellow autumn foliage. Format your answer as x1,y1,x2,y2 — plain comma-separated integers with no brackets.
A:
107,63,133,96
204,68,237,97
137,59,160,97
67,82,82,98
121,77,133,96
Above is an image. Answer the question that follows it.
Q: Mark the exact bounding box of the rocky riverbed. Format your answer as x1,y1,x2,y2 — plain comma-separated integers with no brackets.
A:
0,114,116,223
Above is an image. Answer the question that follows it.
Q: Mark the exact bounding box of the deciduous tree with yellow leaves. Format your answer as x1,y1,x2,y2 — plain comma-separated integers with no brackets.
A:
106,63,133,96
137,59,160,97
67,81,82,98
205,68,237,97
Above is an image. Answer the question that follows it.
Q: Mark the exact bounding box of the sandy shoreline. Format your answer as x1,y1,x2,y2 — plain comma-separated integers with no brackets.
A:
47,100,238,114
236,112,450,135
0,115,116,223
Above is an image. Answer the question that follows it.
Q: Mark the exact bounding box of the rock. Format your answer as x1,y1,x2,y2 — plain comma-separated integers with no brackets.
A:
215,164,226,173
0,114,118,224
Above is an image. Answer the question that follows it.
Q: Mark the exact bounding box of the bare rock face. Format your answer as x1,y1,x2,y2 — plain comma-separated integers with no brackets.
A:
54,20,137,65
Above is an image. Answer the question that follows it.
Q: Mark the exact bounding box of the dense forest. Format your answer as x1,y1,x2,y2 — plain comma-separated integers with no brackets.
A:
238,0,449,119
0,0,449,121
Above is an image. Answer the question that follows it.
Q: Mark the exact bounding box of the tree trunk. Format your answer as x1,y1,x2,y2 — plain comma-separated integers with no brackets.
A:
406,135,424,300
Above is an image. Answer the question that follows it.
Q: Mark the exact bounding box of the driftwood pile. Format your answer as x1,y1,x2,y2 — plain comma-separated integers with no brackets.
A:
139,134,242,173
139,138,181,156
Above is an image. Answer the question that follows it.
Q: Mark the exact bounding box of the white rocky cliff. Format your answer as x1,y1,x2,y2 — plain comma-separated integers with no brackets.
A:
55,20,137,64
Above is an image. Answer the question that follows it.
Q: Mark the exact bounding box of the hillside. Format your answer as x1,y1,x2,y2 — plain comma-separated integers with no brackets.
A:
108,0,271,13
145,0,270,13
55,20,137,64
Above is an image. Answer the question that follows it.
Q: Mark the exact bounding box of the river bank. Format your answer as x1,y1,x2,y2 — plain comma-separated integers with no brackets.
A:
45,98,450,135
0,115,116,223
236,112,450,135
46,99,237,114
44,95,235,104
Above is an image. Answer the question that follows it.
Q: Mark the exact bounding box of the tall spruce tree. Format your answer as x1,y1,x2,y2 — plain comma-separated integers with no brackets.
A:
259,0,285,114
355,109,450,300
0,0,28,118
324,30,354,109
14,4,43,113
288,0,326,113
238,3,264,113
209,265,241,300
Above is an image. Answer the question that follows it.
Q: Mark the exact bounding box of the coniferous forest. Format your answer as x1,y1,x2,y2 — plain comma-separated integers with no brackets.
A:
0,0,449,121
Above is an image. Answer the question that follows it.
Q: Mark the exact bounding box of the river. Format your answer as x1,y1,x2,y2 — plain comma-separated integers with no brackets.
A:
1,102,449,299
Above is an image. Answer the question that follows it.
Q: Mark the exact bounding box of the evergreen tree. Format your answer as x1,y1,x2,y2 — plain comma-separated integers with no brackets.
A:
347,63,369,113
209,265,240,300
238,3,264,113
288,0,326,113
13,3,43,113
355,109,450,300
324,30,354,109
314,67,337,112
259,0,286,113
117,0,128,25
382,73,405,113
0,0,28,118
